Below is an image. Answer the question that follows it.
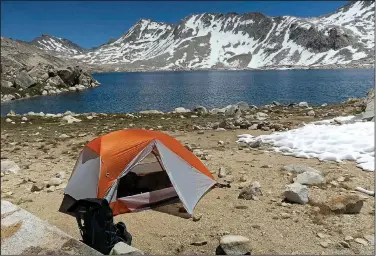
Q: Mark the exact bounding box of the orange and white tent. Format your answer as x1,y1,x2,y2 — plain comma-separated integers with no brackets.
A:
59,129,216,216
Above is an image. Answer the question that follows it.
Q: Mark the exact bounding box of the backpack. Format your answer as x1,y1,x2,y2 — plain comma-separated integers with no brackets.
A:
67,198,132,254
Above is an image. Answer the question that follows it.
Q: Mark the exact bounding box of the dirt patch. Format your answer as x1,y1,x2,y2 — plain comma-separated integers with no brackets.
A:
1,221,23,241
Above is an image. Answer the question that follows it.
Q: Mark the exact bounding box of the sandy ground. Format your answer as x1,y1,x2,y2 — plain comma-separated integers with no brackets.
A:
1,118,374,255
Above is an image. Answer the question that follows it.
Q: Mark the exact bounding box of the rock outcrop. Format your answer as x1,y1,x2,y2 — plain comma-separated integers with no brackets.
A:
1,37,100,103
1,200,102,255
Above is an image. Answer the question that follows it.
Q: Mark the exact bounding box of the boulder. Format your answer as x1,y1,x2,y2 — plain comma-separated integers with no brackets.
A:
193,106,208,115
249,139,262,148
110,242,143,255
362,88,374,121
61,115,82,124
139,110,164,115
78,73,92,87
1,160,21,174
298,102,309,107
326,195,363,214
256,112,268,120
224,105,238,116
295,171,325,185
1,94,16,102
173,107,190,113
307,110,315,116
27,63,54,79
46,76,66,87
14,71,36,88
57,67,80,86
217,235,252,255
235,102,250,111
1,80,13,88
1,200,102,255
75,84,86,91
284,183,309,204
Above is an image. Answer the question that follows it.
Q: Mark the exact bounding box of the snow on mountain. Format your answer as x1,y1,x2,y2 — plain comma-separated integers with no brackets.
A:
30,34,87,55
43,1,376,70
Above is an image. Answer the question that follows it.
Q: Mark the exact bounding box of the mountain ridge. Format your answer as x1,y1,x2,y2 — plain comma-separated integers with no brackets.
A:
6,1,376,71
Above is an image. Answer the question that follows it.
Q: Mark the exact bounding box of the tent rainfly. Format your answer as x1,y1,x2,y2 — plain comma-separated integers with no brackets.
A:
59,129,216,216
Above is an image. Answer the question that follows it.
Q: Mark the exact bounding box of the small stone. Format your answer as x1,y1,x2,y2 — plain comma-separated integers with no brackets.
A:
280,212,291,219
320,241,330,248
261,164,272,168
248,124,258,130
192,214,202,222
218,167,227,178
191,237,208,246
193,149,204,157
330,180,339,187
21,117,28,121
317,233,328,239
111,242,144,255
55,172,65,179
218,140,225,145
49,177,63,186
307,110,315,116
337,176,345,182
31,183,44,192
354,238,368,246
249,139,262,148
339,241,351,248
59,134,70,139
219,235,251,255
5,118,12,123
240,175,247,182
201,154,212,161
344,236,354,241
46,186,56,192
197,130,205,135
235,205,248,210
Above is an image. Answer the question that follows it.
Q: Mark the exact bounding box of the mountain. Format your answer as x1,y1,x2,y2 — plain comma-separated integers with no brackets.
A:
30,34,87,55
15,1,376,71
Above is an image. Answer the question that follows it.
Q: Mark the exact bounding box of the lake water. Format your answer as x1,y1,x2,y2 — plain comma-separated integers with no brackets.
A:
1,69,374,115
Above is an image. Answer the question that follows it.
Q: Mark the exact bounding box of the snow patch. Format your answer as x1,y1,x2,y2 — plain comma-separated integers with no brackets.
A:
237,116,374,172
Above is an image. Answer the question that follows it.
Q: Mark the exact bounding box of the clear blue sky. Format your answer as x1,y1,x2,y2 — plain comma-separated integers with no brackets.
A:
1,1,348,49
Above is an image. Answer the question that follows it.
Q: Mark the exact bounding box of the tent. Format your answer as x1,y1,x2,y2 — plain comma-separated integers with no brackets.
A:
59,129,216,216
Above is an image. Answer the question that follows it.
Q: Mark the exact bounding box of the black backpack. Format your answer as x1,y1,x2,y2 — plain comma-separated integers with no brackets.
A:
67,198,132,254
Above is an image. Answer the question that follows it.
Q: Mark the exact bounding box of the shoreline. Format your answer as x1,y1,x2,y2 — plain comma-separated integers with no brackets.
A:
0,97,366,118
1,95,374,255
86,64,375,75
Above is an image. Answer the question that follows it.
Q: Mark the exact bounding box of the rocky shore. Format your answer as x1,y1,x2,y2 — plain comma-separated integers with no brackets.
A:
1,94,374,255
1,65,100,103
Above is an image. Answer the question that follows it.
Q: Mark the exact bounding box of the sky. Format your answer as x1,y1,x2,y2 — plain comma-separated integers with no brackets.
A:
1,1,348,49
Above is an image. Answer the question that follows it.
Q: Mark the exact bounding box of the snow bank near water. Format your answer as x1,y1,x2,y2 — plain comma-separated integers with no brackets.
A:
237,116,374,172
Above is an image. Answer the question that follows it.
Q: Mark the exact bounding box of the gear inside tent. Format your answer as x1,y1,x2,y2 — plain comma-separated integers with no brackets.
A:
59,129,216,216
